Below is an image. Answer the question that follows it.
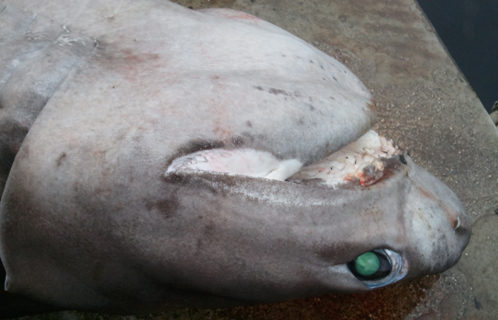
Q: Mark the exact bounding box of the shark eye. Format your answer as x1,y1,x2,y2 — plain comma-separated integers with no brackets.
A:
348,250,392,280
347,249,407,288
399,154,408,165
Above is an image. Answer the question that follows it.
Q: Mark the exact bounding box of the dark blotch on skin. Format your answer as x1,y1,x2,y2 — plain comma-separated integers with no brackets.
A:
145,198,180,219
366,98,377,113
56,153,66,166
246,121,252,127
268,88,291,96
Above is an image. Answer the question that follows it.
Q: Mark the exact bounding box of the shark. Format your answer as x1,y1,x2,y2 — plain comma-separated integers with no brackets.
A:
0,0,470,316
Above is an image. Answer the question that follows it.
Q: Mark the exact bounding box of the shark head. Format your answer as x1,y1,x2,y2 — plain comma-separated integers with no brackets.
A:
0,0,470,314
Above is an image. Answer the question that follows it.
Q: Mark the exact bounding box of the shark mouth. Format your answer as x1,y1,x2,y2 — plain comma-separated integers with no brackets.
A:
166,129,410,288
166,130,403,189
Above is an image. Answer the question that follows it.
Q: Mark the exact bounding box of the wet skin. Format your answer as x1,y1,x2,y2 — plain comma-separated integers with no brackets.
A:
0,0,470,315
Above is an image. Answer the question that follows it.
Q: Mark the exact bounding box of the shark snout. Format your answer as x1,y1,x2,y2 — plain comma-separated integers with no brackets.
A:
405,161,471,275
444,203,472,267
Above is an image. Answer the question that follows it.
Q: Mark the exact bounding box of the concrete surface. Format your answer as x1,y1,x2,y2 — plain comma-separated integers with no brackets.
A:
8,0,498,319
490,102,498,126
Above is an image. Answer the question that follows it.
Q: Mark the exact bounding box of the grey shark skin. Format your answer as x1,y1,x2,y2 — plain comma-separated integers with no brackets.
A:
0,0,470,315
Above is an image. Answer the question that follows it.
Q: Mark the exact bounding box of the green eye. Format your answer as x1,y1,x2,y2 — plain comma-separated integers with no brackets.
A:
354,252,379,276
347,250,392,281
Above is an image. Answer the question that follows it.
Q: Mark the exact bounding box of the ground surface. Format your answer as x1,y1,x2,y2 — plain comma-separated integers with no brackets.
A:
8,0,498,319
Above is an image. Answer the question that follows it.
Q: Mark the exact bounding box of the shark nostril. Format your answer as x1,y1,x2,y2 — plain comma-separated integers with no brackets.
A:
453,216,460,231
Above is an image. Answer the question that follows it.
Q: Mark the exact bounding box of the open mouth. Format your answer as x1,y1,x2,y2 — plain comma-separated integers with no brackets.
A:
166,129,410,288
166,129,404,189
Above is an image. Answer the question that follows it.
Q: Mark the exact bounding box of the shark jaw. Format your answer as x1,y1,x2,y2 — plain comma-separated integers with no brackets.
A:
166,129,403,190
